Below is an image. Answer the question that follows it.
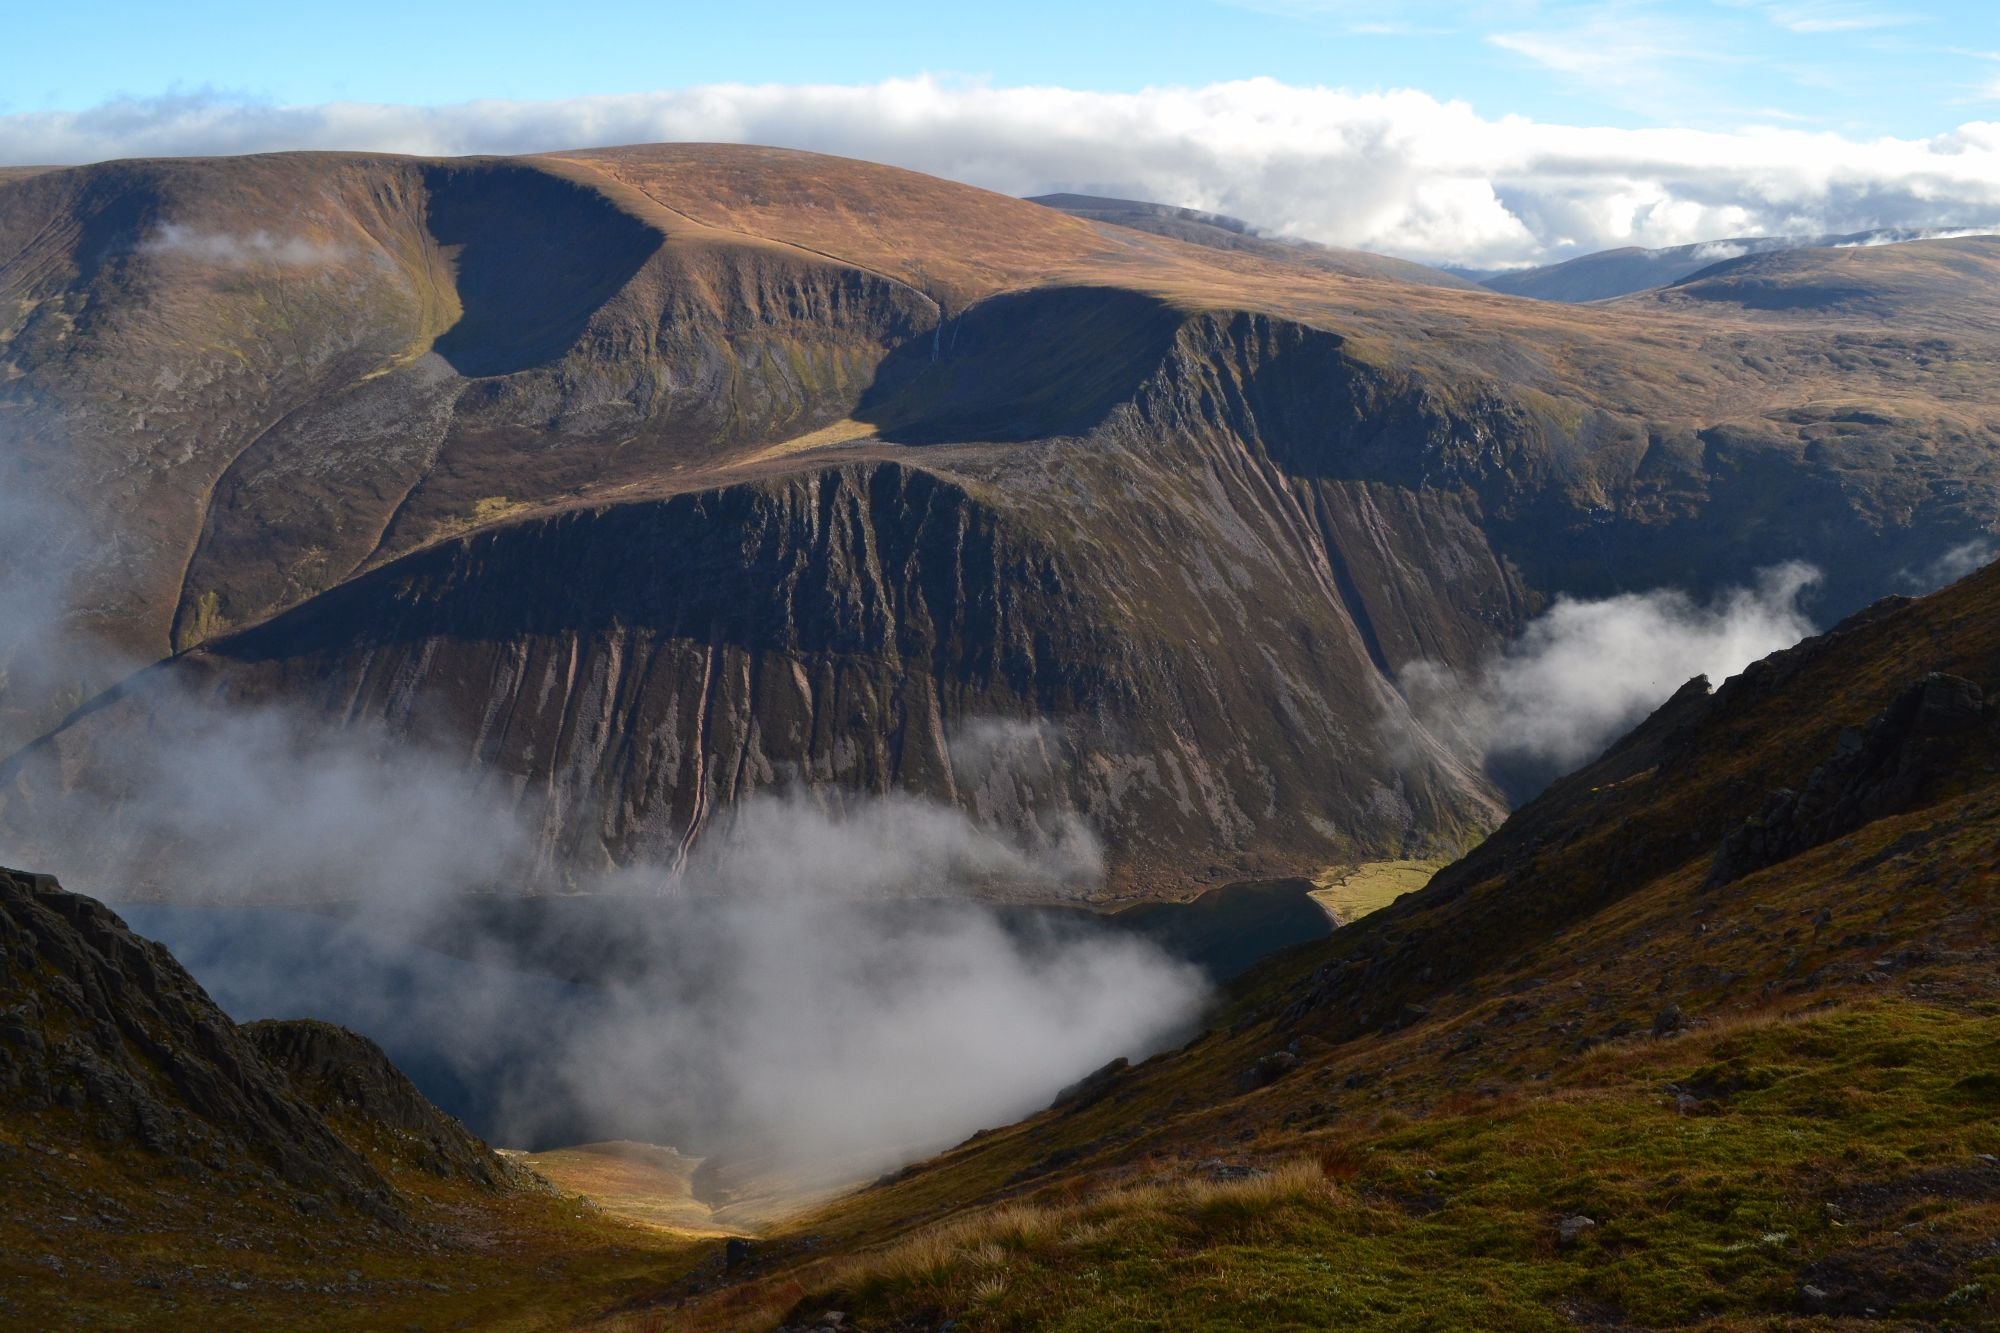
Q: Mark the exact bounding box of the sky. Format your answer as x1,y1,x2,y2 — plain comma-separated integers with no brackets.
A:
3,0,1999,266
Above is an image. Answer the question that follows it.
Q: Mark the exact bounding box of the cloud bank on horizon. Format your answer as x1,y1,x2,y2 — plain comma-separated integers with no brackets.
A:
5,78,2000,268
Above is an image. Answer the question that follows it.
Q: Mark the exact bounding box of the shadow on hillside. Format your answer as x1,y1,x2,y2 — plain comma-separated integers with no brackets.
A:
855,286,1182,443
422,163,661,378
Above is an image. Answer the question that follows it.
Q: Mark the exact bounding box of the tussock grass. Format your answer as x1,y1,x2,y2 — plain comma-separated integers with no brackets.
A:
785,1160,1347,1326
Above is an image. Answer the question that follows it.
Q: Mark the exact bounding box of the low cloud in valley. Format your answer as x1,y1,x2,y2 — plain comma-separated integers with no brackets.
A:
1396,563,1824,794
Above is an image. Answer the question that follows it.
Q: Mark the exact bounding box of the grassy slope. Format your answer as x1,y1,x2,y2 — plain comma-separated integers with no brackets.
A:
1310,859,1446,925
622,564,2000,1331
0,1110,708,1330
513,1142,742,1237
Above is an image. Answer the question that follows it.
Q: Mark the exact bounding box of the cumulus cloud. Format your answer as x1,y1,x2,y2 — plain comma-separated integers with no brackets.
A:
5,81,2000,266
1396,563,1822,795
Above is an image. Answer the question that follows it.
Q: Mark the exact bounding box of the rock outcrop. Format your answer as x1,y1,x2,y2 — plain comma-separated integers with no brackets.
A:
1707,672,1990,887
244,1019,529,1190
0,867,530,1223
0,867,394,1214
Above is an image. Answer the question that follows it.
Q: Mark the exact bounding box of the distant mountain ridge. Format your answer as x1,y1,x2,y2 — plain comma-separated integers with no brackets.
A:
1028,192,1482,289
1479,226,2000,302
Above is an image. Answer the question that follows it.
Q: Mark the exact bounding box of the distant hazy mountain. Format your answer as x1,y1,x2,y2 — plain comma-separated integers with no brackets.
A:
1481,227,2000,303
1029,192,1481,290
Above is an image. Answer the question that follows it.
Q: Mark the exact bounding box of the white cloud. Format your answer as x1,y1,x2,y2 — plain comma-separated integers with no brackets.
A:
1899,537,1997,591
1731,1,1915,34
1489,10,1726,94
139,222,351,267
5,81,2000,267
1395,563,1822,787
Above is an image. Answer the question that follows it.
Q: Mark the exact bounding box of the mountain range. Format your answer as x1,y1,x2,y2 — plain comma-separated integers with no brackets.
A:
1476,228,2000,304
4,146,1999,897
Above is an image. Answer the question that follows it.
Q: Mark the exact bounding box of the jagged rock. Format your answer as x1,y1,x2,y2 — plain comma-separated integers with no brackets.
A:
1,865,544,1256
1244,1051,1300,1089
244,1020,527,1190
1912,673,1985,734
1556,1215,1598,1246
1708,673,1989,888
1653,1003,1688,1038
0,867,400,1221
1051,1056,1129,1111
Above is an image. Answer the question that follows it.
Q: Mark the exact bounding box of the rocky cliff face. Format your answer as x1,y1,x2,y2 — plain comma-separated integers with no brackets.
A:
1707,671,1991,887
0,868,528,1229
0,867,393,1212
8,451,1497,893
243,1019,528,1190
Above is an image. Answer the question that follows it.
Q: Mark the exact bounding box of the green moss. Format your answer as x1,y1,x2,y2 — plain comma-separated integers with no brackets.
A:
174,588,230,651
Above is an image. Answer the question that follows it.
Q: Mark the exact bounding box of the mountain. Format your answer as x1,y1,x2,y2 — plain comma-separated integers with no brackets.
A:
1482,227,2000,303
659,536,2000,1330
1647,236,2000,330
1028,192,1481,289
4,146,1999,897
0,866,682,1329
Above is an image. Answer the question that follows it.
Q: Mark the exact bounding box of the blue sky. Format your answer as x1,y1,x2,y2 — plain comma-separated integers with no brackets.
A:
7,0,1997,137
5,2,2000,266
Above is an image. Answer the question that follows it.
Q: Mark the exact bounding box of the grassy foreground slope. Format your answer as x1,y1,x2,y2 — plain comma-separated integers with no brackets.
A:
642,561,2000,1331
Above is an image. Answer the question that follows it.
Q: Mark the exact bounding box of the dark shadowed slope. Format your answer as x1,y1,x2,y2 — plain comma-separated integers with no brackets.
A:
0,867,392,1211
0,867,708,1329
